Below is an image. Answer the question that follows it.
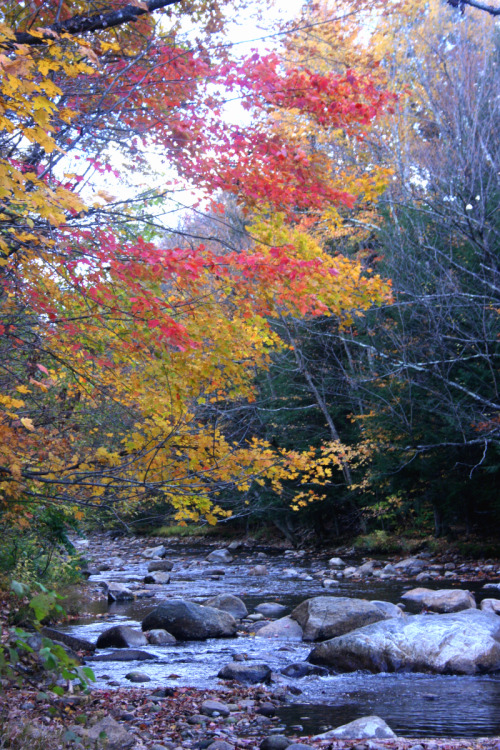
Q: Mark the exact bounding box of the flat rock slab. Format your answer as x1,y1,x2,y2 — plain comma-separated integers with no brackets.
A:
41,627,95,652
89,649,156,662
313,715,397,740
308,609,500,674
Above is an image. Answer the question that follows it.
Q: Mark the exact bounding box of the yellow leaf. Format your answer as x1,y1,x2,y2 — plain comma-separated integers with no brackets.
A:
20,417,35,431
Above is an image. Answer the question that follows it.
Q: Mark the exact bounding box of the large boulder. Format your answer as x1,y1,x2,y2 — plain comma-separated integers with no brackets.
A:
290,596,393,641
313,715,397,740
141,599,238,640
308,609,500,675
96,625,147,649
255,616,303,641
401,587,476,613
204,594,248,619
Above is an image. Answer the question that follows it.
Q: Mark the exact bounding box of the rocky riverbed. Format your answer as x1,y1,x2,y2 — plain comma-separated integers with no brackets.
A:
3,533,500,750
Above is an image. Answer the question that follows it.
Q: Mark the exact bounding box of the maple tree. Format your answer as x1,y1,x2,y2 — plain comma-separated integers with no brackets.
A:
0,0,393,538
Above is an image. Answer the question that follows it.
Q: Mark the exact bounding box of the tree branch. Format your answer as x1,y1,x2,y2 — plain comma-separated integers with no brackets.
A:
13,0,183,46
448,0,500,16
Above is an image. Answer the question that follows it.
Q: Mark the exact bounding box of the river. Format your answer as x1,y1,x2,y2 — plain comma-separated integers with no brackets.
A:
62,539,500,739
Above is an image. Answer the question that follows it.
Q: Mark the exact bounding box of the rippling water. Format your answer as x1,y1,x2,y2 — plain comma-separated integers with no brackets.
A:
62,542,500,738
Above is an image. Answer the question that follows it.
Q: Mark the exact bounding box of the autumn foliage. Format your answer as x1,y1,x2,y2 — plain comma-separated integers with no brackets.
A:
0,0,393,530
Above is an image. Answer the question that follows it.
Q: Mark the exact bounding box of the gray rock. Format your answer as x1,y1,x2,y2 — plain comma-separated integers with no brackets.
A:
255,616,303,641
255,602,288,618
206,548,233,563
248,565,268,576
394,557,426,574
260,736,291,750
483,583,500,590
142,545,167,559
328,557,346,568
401,587,476,613
282,567,300,579
322,579,336,589
96,625,147,649
106,583,134,603
41,627,95,652
357,560,378,576
147,628,176,645
148,560,174,572
218,661,272,683
144,571,171,584
206,742,235,750
382,563,397,575
313,715,397,740
481,599,500,614
141,599,238,640
308,609,500,674
280,662,328,678
89,649,156,662
287,745,314,750
291,596,393,641
204,594,248,619
71,716,135,749
370,601,405,618
201,699,230,717
125,671,151,682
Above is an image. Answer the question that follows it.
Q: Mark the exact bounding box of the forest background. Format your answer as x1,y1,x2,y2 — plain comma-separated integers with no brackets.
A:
0,0,499,594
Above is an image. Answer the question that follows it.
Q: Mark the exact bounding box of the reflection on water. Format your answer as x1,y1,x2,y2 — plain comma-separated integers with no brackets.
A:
62,542,500,738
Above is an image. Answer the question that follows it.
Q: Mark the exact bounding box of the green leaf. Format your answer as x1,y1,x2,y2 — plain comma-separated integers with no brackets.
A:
11,580,29,597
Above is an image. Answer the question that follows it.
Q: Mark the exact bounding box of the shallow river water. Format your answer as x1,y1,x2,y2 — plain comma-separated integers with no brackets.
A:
63,542,500,738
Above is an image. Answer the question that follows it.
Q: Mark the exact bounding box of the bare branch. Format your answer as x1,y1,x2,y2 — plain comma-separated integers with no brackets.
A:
12,0,183,46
